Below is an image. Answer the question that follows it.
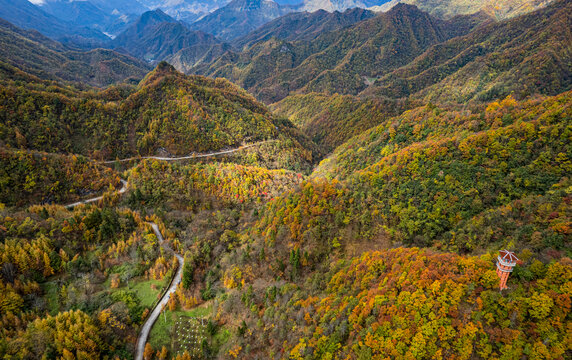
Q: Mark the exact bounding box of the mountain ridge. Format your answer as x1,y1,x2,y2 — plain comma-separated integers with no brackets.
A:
189,0,295,41
193,3,491,102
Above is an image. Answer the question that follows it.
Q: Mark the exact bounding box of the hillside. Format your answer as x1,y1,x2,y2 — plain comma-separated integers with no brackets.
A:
0,19,150,87
363,0,572,103
0,61,319,170
0,147,120,207
189,0,294,41
272,92,413,152
141,93,571,359
1,2,571,359
234,7,375,50
400,0,555,19
194,4,490,103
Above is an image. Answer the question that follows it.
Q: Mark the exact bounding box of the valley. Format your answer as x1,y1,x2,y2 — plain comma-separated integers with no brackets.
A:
0,0,570,360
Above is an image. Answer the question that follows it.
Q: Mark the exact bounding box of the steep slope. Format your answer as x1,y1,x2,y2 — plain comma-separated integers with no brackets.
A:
195,4,490,103
0,0,109,47
235,7,375,50
189,0,294,41
163,42,233,73
0,19,150,87
272,92,413,152
112,10,224,68
363,0,572,103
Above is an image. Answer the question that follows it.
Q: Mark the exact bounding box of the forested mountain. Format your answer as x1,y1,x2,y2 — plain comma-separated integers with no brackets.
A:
194,3,491,102
272,92,413,151
364,0,572,103
0,0,110,47
397,0,555,20
123,91,571,359
0,61,318,169
235,7,375,50
112,9,225,67
189,0,295,41
0,1,570,360
0,19,150,87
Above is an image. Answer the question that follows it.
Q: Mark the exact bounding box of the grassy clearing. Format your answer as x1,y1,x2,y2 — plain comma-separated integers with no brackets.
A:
130,278,165,308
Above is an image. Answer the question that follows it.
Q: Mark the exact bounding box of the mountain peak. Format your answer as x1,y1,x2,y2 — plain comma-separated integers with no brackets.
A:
155,61,177,74
388,2,423,15
138,61,180,88
139,9,175,24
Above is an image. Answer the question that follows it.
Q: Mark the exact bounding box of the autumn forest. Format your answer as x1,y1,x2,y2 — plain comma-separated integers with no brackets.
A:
0,0,570,359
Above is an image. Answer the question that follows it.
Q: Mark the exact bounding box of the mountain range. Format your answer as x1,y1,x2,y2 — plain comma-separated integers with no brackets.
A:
111,9,226,67
189,0,296,41
194,3,492,102
0,1,570,360
363,0,572,103
0,18,150,86
235,7,375,49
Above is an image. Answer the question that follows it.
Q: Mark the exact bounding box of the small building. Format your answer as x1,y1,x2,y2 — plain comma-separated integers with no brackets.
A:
496,250,519,290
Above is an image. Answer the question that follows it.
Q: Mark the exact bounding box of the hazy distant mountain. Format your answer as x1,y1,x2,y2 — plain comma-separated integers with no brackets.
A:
235,7,375,50
29,0,152,37
137,0,232,24
112,9,224,69
301,0,392,12
189,0,295,41
86,0,148,15
0,0,109,47
0,18,150,86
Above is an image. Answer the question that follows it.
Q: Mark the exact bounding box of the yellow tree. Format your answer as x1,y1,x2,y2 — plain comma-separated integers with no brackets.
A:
144,343,154,360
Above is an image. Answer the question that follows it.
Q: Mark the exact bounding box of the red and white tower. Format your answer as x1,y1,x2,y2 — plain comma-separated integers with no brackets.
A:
496,250,518,290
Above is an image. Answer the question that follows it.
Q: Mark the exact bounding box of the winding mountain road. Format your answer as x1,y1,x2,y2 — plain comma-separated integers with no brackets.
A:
135,223,184,360
66,186,184,360
102,142,266,164
64,179,128,208
62,143,265,358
